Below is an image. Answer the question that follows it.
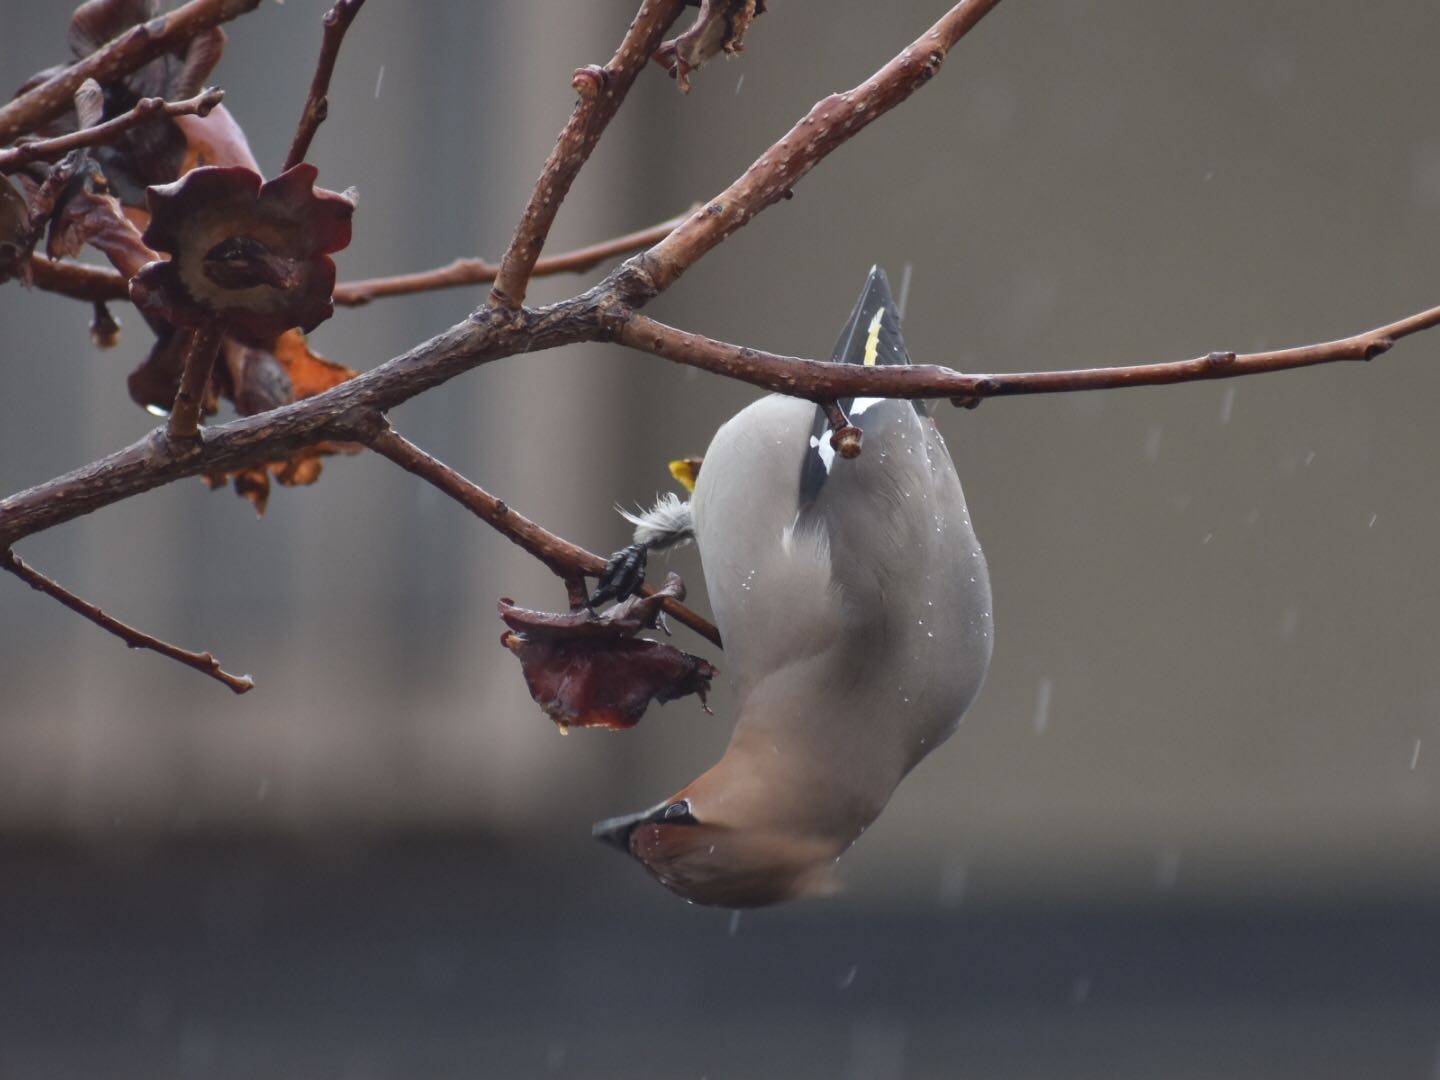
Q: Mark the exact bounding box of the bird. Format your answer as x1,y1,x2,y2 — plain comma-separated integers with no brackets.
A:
593,266,993,907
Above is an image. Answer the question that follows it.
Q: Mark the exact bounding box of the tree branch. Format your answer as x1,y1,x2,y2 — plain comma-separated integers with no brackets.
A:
24,212,692,307
7,253,1440,560
0,304,585,549
615,305,1440,404
616,0,1006,305
282,0,367,173
0,0,262,146
364,425,722,647
24,256,129,302
1,548,253,693
489,0,687,309
332,210,690,306
0,89,226,170
167,322,225,443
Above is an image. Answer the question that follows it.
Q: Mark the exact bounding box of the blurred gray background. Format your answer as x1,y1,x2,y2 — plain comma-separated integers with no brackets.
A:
4,2,1440,1077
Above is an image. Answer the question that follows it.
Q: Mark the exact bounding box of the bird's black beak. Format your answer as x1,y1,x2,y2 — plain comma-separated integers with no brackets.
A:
592,798,698,853
592,808,650,853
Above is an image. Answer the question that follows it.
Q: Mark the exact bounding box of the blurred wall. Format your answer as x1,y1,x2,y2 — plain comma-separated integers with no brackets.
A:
2,0,1439,903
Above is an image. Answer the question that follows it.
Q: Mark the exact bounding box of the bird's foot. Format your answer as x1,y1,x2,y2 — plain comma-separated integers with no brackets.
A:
588,543,648,608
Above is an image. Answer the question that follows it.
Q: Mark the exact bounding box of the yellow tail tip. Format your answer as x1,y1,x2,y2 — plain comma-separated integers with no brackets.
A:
668,457,702,492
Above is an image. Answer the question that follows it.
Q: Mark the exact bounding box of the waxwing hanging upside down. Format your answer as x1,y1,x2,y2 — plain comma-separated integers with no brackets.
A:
593,267,993,908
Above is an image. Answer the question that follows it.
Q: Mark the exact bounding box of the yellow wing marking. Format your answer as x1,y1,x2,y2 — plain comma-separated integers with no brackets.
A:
862,307,885,366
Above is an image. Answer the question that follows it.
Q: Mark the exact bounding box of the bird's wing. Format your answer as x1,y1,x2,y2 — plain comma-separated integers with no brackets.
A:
795,266,945,620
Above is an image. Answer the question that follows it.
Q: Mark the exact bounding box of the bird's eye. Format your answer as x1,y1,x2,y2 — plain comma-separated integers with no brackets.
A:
662,800,697,824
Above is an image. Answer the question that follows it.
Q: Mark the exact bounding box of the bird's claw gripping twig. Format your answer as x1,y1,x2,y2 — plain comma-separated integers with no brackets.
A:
589,543,648,608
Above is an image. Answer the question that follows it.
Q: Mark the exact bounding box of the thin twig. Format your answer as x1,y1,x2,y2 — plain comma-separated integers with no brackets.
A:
489,0,687,309
26,211,691,307
282,0,367,172
0,0,262,146
0,89,226,170
333,210,690,306
25,256,130,302
167,322,225,443
1,548,254,693
365,425,722,647
617,0,1005,305
615,306,1440,404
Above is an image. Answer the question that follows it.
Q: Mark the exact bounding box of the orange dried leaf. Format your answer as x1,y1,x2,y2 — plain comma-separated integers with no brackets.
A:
204,441,358,516
231,466,271,515
273,327,356,398
274,455,324,487
202,329,359,511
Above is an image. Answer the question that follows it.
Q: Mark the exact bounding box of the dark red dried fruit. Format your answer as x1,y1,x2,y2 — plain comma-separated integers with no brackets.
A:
501,631,716,731
498,574,717,730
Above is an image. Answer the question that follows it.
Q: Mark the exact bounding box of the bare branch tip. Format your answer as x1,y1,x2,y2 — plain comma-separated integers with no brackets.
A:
217,666,256,694
283,0,367,171
831,425,863,459
3,548,253,695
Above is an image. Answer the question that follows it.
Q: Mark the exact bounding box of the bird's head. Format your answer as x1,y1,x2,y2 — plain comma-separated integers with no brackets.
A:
593,795,843,908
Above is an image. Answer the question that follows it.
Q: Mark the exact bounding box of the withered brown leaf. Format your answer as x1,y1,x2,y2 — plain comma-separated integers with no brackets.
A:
18,0,237,217
204,440,358,517
44,158,155,276
0,174,34,283
653,0,766,92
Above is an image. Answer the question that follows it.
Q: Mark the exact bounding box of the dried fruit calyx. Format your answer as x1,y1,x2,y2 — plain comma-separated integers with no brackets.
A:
130,163,354,344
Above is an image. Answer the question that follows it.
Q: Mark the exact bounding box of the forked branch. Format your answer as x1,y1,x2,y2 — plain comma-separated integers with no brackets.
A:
0,88,225,170
0,0,261,144
333,210,690,306
489,0,688,309
615,0,1004,304
24,211,694,307
364,425,722,647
